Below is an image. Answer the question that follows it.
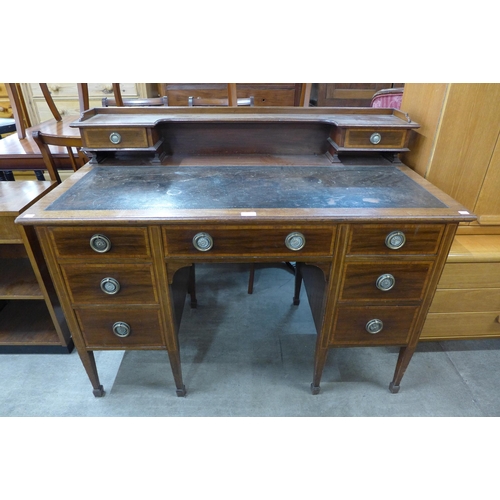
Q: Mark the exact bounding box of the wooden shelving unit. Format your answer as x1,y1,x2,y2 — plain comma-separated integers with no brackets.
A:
0,181,73,353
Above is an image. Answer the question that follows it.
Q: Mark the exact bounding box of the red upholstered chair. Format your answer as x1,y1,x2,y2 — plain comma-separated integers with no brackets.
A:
370,87,404,109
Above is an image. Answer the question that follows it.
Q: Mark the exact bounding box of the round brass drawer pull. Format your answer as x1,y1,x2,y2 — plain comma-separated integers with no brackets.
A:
192,232,214,252
376,273,395,291
285,232,306,251
112,321,131,338
100,277,121,295
366,319,383,334
90,234,112,253
109,132,122,144
385,230,406,250
370,132,382,145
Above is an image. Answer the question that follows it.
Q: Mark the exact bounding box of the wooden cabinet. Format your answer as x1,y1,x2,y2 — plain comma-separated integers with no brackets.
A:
311,83,404,107
0,181,72,353
401,83,500,226
401,84,500,341
421,235,500,340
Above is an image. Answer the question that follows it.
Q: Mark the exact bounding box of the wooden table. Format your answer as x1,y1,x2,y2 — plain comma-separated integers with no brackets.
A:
16,106,475,396
0,115,80,172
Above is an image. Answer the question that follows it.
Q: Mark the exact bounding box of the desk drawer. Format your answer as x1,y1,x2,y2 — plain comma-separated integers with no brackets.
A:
331,306,418,345
48,227,151,260
61,264,157,305
429,288,500,313
344,128,407,149
163,226,335,257
421,312,500,340
437,262,500,289
347,224,444,256
82,128,152,149
340,261,433,302
76,307,165,348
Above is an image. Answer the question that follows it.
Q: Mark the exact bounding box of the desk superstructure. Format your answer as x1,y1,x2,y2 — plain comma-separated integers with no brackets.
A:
17,107,475,396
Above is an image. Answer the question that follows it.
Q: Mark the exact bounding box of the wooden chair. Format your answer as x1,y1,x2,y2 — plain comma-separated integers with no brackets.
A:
6,83,61,140
6,83,126,139
32,130,88,184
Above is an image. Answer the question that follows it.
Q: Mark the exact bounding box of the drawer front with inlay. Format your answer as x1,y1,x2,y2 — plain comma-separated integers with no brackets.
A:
75,307,165,348
347,224,444,256
331,306,419,345
163,226,335,258
49,227,151,260
345,128,407,149
82,128,150,149
61,264,157,304
340,261,433,302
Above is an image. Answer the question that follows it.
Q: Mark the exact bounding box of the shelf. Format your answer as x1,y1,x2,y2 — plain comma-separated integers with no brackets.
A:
0,300,65,345
0,257,43,299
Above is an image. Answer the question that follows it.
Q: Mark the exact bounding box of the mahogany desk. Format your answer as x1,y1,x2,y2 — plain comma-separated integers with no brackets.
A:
16,107,475,397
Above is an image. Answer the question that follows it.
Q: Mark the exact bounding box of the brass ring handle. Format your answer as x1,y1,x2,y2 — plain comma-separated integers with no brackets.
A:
109,132,122,144
192,232,214,252
100,277,121,295
112,321,131,338
285,232,306,251
370,132,382,145
90,234,112,253
376,273,395,291
366,319,383,334
385,230,406,250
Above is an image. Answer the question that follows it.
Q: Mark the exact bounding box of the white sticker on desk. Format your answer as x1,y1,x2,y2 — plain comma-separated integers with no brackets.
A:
241,212,257,217
23,214,35,218
458,211,470,214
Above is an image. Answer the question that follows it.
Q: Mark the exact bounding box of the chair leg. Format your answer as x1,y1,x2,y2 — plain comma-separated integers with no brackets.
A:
248,263,255,294
188,264,197,308
293,262,302,306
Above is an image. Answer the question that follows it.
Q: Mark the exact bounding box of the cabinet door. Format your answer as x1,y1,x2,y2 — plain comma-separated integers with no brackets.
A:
401,83,500,222
473,133,500,224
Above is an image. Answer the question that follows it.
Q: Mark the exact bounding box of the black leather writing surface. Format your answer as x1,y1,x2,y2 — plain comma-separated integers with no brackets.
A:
46,166,447,211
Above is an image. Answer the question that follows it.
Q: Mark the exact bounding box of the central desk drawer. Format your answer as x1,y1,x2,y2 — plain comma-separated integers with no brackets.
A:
331,306,419,345
340,261,433,302
163,226,335,257
48,227,151,260
61,264,157,305
75,307,165,348
347,224,444,256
